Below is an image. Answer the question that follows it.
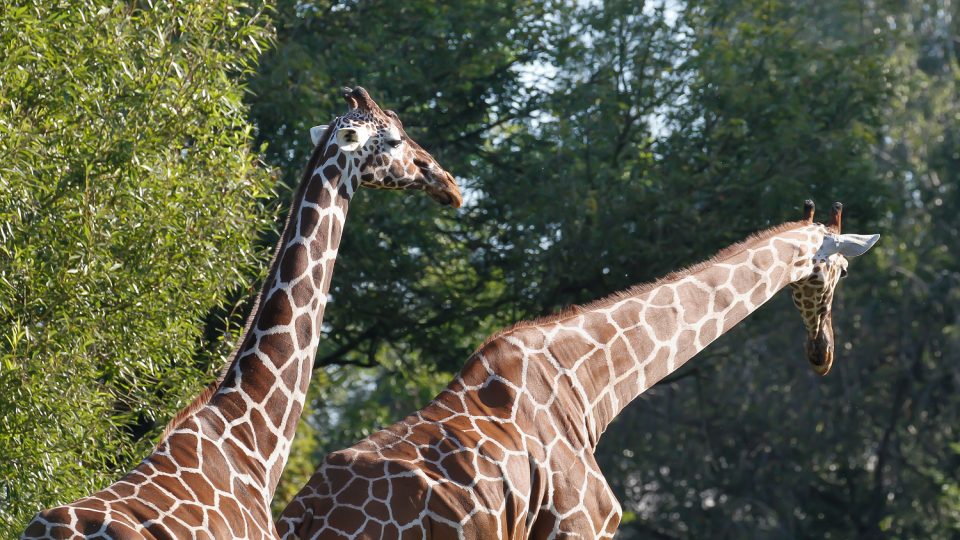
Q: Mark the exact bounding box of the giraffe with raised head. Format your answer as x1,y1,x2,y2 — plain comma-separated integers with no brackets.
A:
21,87,462,540
277,200,879,539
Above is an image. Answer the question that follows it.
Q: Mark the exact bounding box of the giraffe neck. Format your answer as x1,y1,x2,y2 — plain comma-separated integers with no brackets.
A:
169,135,358,498
504,222,825,448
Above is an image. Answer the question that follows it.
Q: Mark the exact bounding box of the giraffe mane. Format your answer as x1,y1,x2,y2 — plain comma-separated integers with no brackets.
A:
157,120,339,446
480,220,812,348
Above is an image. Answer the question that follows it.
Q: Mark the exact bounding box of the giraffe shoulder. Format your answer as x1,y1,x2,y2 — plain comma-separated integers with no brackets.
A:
474,327,544,368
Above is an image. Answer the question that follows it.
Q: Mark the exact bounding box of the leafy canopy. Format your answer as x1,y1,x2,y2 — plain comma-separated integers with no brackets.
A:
0,1,274,535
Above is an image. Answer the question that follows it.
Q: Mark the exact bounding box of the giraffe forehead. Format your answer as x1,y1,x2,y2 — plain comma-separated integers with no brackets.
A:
340,112,376,126
794,264,840,298
813,252,845,271
383,124,401,140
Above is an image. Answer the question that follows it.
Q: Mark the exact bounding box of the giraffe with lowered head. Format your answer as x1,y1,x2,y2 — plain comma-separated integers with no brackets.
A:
277,201,879,539
21,87,462,540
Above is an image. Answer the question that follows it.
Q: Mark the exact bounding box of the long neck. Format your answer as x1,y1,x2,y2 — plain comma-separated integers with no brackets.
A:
526,223,823,448
194,138,357,496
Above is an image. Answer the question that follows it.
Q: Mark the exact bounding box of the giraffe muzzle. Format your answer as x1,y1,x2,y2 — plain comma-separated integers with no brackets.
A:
426,170,463,208
805,314,835,375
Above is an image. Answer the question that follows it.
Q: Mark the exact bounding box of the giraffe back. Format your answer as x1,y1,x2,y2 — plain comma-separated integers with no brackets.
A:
278,329,623,539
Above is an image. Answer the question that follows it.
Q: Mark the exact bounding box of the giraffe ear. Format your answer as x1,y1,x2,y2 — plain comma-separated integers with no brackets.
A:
310,125,328,146
835,233,880,257
336,127,368,152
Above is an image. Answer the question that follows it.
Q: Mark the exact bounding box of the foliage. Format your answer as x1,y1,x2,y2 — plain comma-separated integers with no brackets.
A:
251,0,959,536
247,0,567,507
2,0,958,537
0,0,274,535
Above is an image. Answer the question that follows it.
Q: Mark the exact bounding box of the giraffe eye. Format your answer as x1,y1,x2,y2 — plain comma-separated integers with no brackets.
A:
386,139,402,148
839,267,848,278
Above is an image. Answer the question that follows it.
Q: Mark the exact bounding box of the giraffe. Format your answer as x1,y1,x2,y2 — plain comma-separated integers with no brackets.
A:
277,200,879,539
21,87,462,540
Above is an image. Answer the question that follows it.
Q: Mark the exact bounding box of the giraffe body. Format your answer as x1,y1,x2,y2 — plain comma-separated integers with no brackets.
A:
22,87,461,540
279,205,878,539
281,367,622,540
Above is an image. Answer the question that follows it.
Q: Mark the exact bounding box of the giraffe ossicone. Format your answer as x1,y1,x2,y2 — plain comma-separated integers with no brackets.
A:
278,200,878,539
21,86,461,540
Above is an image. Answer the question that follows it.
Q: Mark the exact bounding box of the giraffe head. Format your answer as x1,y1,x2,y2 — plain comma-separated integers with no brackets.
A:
789,200,879,375
310,86,462,207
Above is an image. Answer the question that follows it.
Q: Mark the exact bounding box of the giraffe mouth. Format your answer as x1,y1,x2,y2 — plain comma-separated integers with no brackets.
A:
806,341,833,375
425,170,463,208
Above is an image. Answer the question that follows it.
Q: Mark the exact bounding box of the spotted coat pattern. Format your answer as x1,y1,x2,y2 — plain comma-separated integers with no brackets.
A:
278,209,875,539
21,87,460,540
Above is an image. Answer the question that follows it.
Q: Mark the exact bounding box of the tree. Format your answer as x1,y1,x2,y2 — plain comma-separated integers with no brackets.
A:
245,0,567,507
5,0,950,537
247,1,959,537
0,1,273,535
600,0,959,537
